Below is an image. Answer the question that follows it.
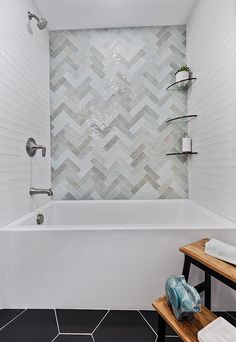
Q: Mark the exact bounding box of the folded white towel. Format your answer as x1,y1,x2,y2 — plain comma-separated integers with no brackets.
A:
198,317,236,342
205,239,236,266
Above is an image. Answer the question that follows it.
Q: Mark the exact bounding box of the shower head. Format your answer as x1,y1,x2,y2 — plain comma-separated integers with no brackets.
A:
37,17,48,30
28,11,48,30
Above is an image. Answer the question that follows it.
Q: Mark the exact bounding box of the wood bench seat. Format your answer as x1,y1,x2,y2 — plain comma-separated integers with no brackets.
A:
152,296,217,342
179,238,236,284
180,238,236,309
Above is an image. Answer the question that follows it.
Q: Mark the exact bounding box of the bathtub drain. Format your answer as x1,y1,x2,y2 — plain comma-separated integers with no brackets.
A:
37,213,44,225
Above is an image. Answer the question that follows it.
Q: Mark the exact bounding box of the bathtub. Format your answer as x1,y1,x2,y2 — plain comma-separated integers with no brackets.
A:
0,199,236,310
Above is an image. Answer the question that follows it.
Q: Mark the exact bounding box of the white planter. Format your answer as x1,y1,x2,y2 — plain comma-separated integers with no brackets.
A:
175,70,190,87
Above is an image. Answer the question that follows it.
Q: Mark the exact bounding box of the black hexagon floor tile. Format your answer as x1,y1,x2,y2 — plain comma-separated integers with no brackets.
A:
0,308,234,342
227,311,236,320
0,309,24,330
56,310,108,333
140,310,177,336
0,309,58,342
93,310,156,342
55,335,93,342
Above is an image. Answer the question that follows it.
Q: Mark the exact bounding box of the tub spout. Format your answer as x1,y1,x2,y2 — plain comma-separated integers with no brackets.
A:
30,187,53,197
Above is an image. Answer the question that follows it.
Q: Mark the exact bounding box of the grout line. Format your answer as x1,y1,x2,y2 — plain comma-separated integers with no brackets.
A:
138,310,157,336
91,310,110,335
50,333,60,342
60,333,92,336
92,335,96,342
54,309,60,334
0,309,27,332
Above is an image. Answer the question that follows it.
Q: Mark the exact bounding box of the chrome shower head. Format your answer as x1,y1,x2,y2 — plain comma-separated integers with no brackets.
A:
37,17,48,30
28,11,48,30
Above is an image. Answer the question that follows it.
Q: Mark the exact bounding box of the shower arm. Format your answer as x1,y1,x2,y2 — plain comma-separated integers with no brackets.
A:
27,10,48,30
28,11,40,22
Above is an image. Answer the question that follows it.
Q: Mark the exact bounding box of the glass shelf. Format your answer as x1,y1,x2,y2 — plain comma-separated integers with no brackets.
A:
166,115,197,124
166,152,198,156
166,78,197,91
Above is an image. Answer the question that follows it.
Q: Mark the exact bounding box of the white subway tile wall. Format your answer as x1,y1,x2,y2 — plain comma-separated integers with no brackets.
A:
1,0,236,224
187,0,236,222
0,0,51,227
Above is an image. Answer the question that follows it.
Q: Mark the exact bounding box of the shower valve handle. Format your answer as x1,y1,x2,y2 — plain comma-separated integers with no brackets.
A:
26,138,46,157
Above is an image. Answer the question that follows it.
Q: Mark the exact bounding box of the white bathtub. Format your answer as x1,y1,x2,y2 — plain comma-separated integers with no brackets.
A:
0,199,236,310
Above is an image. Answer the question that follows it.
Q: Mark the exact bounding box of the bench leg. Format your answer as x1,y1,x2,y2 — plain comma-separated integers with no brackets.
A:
205,272,211,310
157,314,166,342
182,255,191,282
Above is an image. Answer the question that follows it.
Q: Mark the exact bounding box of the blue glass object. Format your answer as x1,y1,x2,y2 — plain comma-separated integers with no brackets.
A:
165,275,201,321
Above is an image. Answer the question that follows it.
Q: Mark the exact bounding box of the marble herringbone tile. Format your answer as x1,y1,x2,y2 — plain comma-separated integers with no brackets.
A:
50,26,188,200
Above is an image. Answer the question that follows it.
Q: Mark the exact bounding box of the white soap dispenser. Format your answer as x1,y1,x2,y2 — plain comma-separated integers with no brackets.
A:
182,134,192,153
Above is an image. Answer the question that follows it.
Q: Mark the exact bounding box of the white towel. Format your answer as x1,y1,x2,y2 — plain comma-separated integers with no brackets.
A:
198,317,236,342
205,239,236,266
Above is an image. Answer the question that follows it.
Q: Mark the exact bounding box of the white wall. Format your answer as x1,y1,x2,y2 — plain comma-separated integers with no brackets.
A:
34,0,197,30
0,0,51,227
187,0,236,222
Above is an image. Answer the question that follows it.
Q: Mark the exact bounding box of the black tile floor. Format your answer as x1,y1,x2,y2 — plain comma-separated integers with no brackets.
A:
0,308,235,342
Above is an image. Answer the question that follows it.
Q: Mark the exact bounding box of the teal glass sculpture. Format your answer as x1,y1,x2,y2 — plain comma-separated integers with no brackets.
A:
165,275,201,321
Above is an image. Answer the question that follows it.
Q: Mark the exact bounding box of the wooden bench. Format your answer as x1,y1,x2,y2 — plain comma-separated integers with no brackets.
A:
152,296,216,342
180,238,236,309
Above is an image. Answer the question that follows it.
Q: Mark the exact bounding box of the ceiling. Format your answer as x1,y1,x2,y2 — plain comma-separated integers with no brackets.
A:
34,0,197,31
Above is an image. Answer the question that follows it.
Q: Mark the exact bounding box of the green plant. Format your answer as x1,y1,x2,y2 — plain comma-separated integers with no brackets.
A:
178,65,190,72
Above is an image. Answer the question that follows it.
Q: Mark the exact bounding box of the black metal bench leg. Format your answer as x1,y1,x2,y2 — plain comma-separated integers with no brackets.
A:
157,314,166,342
205,272,211,310
182,255,191,282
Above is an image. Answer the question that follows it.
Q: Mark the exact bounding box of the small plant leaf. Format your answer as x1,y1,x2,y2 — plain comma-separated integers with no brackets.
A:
179,65,190,72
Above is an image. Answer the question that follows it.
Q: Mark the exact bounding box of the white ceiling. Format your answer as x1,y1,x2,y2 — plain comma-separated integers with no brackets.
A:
34,0,197,31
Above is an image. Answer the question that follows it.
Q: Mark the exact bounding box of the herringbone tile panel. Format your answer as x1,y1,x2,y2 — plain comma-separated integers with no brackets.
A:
50,26,188,200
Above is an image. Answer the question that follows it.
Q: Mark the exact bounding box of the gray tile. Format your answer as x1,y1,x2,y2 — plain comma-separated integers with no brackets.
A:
50,26,188,200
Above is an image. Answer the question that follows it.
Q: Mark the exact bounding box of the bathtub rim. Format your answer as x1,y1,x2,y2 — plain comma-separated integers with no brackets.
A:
2,199,236,231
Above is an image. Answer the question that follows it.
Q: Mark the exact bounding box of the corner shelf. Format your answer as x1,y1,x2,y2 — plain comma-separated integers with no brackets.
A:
167,115,197,124
166,74,197,157
166,152,198,156
166,78,197,91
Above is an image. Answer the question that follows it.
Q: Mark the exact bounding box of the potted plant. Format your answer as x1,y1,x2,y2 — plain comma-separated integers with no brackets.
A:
175,65,191,85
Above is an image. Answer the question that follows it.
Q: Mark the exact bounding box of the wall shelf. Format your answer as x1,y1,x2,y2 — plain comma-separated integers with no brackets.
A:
166,152,198,156
166,73,197,158
166,78,197,91
167,115,197,124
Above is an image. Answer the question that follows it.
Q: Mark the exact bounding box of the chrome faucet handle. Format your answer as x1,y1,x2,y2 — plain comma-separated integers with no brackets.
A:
37,144,46,157
26,138,46,157
47,188,53,196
